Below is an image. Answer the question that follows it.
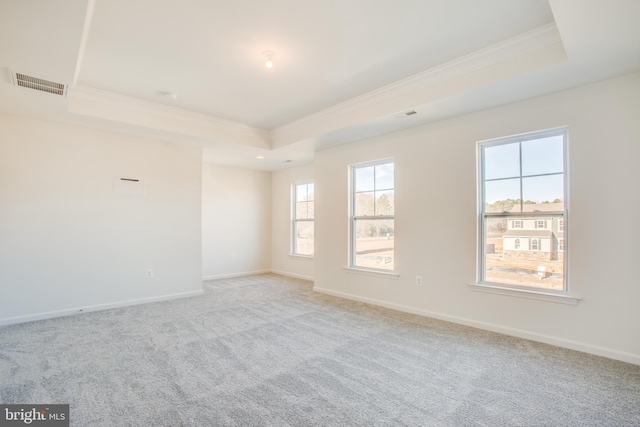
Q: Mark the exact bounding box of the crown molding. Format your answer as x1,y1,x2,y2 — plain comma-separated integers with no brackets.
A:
68,85,271,149
71,0,95,87
271,23,565,149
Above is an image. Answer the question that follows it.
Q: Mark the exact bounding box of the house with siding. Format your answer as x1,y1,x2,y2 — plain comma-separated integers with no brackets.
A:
503,203,565,261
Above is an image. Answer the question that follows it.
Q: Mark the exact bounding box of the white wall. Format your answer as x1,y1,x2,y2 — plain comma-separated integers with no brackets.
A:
202,164,271,279
313,72,640,364
271,164,314,281
0,114,203,324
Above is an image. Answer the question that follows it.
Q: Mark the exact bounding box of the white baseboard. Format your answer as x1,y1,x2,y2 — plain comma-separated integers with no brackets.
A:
270,269,314,282
202,270,271,281
0,289,204,327
313,286,640,366
202,269,313,282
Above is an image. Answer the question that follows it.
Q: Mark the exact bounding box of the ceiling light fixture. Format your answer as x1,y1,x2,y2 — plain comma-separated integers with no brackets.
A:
263,51,275,69
257,156,264,159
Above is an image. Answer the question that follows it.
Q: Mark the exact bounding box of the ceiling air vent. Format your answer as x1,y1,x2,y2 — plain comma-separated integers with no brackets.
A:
392,109,418,119
11,70,67,97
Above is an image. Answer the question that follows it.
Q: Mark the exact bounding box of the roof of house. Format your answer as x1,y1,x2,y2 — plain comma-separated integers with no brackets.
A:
511,203,564,213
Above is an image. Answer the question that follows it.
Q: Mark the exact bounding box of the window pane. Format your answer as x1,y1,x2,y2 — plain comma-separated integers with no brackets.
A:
484,217,564,291
296,201,308,219
375,190,394,215
375,163,394,190
522,136,563,176
522,174,564,209
355,166,375,192
296,184,308,202
354,219,394,270
355,192,374,216
484,143,520,180
295,221,314,256
307,200,314,219
485,178,521,213
307,183,314,201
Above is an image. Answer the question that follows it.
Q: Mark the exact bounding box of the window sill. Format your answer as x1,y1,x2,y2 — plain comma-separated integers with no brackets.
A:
344,267,399,280
289,254,314,260
469,283,581,305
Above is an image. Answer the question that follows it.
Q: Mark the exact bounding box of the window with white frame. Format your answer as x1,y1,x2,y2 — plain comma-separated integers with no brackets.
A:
292,182,314,256
478,128,567,291
350,159,394,271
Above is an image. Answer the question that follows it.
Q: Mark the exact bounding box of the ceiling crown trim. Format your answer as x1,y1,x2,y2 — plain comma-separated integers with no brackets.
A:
68,85,271,149
271,23,565,149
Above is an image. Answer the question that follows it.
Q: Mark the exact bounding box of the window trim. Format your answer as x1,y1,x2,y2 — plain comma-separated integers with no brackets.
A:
348,158,396,274
468,283,580,305
476,127,572,298
291,180,314,257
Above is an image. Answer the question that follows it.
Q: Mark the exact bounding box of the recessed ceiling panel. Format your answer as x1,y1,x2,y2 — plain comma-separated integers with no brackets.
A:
77,0,554,129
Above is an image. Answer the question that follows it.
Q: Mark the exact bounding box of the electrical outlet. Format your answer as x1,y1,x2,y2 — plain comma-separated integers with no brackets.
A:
146,268,153,278
416,275,423,286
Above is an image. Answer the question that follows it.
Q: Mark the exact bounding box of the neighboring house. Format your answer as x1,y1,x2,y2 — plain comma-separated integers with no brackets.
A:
503,203,564,261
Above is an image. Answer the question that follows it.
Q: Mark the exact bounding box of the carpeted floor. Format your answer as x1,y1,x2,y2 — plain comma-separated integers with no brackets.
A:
1,274,639,426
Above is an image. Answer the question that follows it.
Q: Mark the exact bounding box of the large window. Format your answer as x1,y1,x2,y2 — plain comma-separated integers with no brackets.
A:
350,159,395,271
292,182,314,256
478,128,567,291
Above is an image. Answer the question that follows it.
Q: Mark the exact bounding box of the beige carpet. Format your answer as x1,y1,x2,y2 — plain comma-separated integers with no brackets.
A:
1,274,639,426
